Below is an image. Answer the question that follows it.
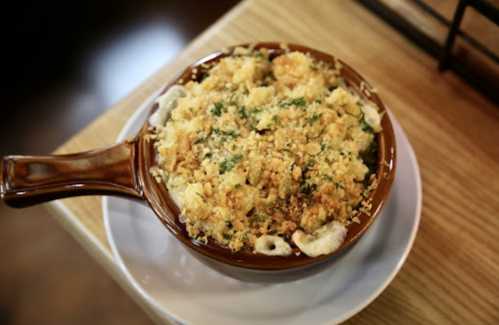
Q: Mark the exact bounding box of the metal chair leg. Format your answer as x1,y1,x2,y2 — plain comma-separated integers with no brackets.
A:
439,0,467,71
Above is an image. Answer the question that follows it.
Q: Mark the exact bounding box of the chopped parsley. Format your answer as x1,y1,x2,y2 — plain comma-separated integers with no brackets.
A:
306,113,322,125
212,128,239,139
360,119,373,133
238,106,248,119
195,192,205,202
255,52,265,59
219,154,243,174
228,94,238,106
222,130,239,138
291,97,307,107
279,97,307,108
250,107,263,114
210,101,224,116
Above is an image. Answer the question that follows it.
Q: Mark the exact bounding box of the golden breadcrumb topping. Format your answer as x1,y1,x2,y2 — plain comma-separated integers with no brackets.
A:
150,46,380,254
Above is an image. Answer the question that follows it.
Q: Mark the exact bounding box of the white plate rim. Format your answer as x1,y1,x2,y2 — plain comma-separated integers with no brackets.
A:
103,92,422,324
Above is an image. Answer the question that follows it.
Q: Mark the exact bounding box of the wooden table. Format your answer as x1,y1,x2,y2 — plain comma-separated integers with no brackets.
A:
47,0,499,323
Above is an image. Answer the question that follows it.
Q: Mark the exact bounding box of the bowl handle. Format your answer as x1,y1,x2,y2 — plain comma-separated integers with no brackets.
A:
0,141,143,208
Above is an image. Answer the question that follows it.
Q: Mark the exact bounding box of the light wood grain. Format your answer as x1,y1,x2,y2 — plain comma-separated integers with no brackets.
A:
48,0,499,323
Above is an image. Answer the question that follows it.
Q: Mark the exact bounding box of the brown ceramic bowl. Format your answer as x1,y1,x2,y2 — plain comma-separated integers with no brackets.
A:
0,42,396,272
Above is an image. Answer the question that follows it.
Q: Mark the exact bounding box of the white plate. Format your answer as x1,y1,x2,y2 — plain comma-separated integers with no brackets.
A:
103,95,422,325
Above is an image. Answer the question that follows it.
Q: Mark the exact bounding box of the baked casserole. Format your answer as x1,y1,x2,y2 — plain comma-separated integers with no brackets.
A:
149,46,381,257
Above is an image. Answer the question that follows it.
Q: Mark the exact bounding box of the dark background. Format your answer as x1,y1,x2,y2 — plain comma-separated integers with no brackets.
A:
1,1,238,324
3,0,238,155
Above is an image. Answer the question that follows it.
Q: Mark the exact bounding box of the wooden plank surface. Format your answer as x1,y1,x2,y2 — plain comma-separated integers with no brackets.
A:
49,0,499,323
